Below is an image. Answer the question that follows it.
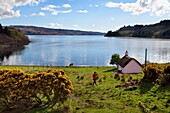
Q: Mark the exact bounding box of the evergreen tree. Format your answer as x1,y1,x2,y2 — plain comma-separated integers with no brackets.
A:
4,27,9,35
0,24,3,33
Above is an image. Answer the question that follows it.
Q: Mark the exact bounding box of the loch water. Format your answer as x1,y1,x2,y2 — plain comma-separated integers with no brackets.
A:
1,35,170,66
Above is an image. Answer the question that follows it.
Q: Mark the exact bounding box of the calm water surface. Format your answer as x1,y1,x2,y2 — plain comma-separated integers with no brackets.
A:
2,35,170,66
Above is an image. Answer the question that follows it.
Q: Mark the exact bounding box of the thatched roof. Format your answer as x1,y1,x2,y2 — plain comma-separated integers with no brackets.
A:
118,55,142,68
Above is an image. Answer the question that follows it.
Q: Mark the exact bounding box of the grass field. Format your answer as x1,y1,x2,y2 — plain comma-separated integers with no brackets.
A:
1,65,170,113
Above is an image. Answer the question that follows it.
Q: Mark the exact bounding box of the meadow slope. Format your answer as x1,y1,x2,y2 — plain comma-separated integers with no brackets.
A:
0,65,170,113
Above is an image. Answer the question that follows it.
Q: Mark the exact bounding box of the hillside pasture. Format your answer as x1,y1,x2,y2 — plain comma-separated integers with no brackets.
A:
0,65,170,113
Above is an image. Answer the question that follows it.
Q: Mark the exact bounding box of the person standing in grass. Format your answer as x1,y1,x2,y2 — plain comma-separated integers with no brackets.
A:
92,72,98,86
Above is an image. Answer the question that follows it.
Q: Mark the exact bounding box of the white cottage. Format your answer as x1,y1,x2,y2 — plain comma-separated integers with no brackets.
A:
118,51,142,74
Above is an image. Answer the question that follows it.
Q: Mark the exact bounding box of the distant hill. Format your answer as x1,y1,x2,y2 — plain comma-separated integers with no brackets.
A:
105,20,170,39
11,26,105,35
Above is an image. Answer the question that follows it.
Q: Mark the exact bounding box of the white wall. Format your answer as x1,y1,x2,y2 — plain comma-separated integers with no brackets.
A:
118,65,122,71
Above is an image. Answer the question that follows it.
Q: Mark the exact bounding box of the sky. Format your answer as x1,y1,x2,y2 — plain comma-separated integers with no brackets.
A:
1,0,170,32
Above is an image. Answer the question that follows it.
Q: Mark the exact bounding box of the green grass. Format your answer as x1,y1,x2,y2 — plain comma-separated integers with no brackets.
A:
1,65,170,113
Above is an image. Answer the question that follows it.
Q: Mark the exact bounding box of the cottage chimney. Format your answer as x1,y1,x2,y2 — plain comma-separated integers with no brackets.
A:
125,51,128,56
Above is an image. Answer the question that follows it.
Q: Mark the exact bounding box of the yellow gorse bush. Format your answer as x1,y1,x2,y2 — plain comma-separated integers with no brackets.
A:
142,63,170,85
0,68,74,112
143,63,161,81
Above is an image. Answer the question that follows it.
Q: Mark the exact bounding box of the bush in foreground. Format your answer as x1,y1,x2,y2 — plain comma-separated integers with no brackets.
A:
0,68,74,112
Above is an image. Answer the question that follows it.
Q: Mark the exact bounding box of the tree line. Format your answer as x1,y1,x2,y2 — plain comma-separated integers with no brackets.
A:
0,24,10,35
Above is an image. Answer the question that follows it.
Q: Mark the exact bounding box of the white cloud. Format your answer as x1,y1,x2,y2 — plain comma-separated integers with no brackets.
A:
105,2,119,8
38,12,45,16
89,4,99,7
63,4,71,8
41,5,60,12
60,10,72,14
77,10,88,13
50,10,72,15
0,0,44,19
30,12,45,16
30,13,36,16
48,23,63,27
51,11,58,15
105,0,170,16
41,4,72,15
41,5,59,15
0,9,21,19
95,5,99,7
73,25,79,27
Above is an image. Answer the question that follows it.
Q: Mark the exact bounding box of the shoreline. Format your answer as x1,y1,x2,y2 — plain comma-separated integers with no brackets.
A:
0,63,169,68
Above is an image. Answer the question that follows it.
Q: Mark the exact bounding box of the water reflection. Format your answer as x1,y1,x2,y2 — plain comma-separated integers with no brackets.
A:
156,48,170,63
0,52,12,62
0,46,25,64
1,35,170,66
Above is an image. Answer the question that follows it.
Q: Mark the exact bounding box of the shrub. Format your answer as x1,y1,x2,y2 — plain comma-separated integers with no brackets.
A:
157,64,170,85
143,64,170,85
121,76,125,82
164,64,170,74
103,75,107,80
0,69,74,112
114,73,120,79
142,64,161,82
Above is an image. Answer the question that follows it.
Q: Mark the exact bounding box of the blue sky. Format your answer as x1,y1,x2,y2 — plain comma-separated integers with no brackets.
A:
0,0,170,32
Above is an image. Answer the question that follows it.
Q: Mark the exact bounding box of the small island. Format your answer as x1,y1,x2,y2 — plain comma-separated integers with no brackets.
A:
105,20,170,39
0,24,30,60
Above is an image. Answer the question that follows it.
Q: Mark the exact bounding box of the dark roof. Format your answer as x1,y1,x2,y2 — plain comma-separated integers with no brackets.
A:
118,55,142,68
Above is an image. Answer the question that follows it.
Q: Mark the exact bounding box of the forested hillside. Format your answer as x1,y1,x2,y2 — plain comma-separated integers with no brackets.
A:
105,20,170,39
0,24,30,60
